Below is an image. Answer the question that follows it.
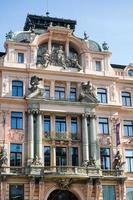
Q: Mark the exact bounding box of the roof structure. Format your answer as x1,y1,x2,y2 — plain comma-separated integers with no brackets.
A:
111,64,126,69
24,14,77,31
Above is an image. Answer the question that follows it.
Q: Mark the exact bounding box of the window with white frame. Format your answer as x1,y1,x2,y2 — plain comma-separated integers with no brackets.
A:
18,53,24,63
99,117,109,134
97,88,107,103
124,120,133,137
125,150,133,172
122,92,131,107
95,60,102,71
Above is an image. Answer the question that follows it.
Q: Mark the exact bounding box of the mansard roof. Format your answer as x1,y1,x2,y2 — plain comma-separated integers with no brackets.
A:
0,52,6,57
111,64,126,69
24,14,77,32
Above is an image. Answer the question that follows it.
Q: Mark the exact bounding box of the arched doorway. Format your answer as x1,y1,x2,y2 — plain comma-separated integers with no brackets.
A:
47,189,78,200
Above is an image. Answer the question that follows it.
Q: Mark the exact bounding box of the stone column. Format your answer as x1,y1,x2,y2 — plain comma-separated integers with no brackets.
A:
50,80,55,99
48,36,52,54
82,114,89,162
36,112,43,163
65,39,69,57
28,112,34,162
51,143,56,166
90,114,97,161
68,143,72,166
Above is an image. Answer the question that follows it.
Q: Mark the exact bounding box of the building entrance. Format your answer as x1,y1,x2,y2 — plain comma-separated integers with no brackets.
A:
47,189,78,200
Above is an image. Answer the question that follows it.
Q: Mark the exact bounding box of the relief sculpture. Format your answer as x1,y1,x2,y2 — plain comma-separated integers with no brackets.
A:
37,45,82,70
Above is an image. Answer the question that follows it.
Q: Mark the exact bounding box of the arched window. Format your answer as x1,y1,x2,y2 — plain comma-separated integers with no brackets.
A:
128,69,133,76
12,80,23,97
97,88,107,103
126,187,133,200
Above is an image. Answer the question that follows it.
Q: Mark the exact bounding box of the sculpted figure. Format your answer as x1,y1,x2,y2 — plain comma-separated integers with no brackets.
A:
0,147,8,166
57,45,66,69
113,151,125,170
79,81,97,102
43,50,50,68
29,75,42,93
32,155,42,166
70,53,82,71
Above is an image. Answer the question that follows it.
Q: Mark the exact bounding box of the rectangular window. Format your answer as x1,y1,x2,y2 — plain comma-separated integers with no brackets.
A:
18,53,24,63
71,117,78,139
71,147,78,166
12,80,23,97
10,144,22,166
125,150,133,172
70,87,76,101
56,147,67,166
122,92,131,107
44,146,50,166
44,85,50,99
103,185,116,200
100,148,110,169
55,86,65,100
126,187,133,200
96,61,101,71
11,112,23,129
55,117,66,133
44,116,50,136
97,88,107,103
9,185,24,200
124,120,133,137
99,117,109,134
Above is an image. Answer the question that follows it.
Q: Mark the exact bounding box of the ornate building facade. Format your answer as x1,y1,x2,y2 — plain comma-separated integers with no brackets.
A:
0,14,133,200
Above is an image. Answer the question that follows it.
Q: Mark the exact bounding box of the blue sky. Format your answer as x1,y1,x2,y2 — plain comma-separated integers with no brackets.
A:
0,0,133,65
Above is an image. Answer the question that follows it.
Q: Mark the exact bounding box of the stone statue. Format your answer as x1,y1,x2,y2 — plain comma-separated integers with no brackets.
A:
70,53,82,71
112,151,125,170
82,157,96,168
29,75,42,93
43,50,50,68
32,155,42,166
57,45,66,69
84,32,89,40
27,76,44,98
0,147,8,166
102,41,109,51
6,30,14,40
79,81,98,103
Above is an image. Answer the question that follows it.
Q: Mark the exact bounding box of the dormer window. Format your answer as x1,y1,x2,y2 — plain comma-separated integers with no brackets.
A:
18,53,24,63
95,61,101,71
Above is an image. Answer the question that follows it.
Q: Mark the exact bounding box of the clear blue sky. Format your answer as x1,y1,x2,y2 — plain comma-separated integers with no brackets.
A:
0,0,133,65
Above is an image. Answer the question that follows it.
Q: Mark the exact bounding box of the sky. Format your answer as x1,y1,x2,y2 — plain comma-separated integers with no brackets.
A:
0,0,133,65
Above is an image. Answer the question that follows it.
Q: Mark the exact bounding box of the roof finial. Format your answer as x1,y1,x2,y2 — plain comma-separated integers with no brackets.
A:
46,0,50,17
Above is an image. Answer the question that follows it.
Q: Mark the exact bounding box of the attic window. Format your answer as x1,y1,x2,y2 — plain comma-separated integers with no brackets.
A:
128,69,133,76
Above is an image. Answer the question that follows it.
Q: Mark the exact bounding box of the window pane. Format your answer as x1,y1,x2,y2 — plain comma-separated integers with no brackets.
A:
103,186,115,200
71,147,78,166
10,185,24,200
18,53,24,63
96,61,101,71
55,117,66,133
56,147,67,166
10,144,22,167
11,112,22,129
44,146,50,166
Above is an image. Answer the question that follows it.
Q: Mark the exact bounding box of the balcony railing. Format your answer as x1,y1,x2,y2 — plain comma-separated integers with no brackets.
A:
102,169,124,177
0,166,102,177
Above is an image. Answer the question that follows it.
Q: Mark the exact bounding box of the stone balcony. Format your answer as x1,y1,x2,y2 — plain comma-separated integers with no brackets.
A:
0,166,102,178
